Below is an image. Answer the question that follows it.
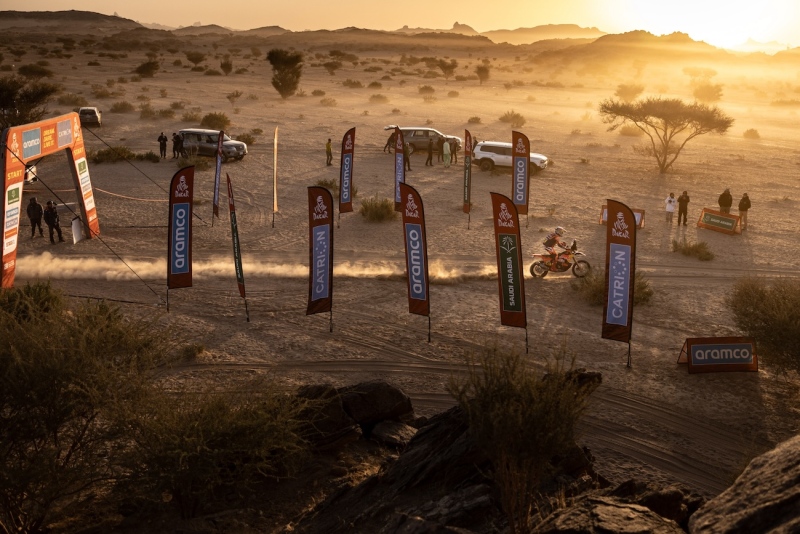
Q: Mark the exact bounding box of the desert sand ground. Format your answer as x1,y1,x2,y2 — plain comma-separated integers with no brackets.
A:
11,40,800,499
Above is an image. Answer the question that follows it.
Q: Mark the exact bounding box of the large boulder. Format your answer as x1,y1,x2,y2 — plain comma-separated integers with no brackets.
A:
339,380,415,430
296,383,361,449
537,496,685,533
689,434,800,533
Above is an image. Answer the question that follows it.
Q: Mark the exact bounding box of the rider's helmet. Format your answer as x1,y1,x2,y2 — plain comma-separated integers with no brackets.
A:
555,226,566,236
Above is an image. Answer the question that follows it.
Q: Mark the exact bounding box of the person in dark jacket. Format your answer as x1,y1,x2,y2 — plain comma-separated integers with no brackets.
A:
436,137,444,162
738,193,751,230
450,139,458,164
158,132,168,158
403,143,412,171
43,201,64,244
677,191,690,226
171,132,180,158
27,197,44,238
425,138,434,166
384,132,396,153
718,188,733,214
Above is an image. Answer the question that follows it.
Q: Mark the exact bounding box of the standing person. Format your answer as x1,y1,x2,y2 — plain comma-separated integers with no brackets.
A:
384,132,396,153
171,132,180,158
436,137,444,162
442,138,451,168
43,201,64,244
403,143,412,171
450,139,458,164
326,138,333,166
738,192,751,230
425,138,434,166
26,197,44,238
718,188,733,214
665,192,677,224
158,132,168,158
677,190,690,226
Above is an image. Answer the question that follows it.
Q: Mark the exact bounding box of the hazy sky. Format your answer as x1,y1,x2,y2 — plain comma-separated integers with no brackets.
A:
17,0,800,48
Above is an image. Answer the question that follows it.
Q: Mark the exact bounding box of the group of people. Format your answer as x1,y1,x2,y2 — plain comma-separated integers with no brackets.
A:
26,197,64,244
664,189,750,229
158,132,186,159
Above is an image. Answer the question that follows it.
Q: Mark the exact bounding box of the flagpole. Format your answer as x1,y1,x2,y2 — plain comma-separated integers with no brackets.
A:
244,298,250,323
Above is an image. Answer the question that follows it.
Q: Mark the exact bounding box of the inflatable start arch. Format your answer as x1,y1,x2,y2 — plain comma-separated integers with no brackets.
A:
1,112,100,288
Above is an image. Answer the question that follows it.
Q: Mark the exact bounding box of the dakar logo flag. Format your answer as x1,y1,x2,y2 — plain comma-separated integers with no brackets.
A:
307,186,334,315
511,131,531,215
602,199,637,343
463,129,472,214
394,127,405,211
227,174,246,299
213,131,224,218
167,166,194,289
491,192,526,328
400,183,429,316
339,127,355,213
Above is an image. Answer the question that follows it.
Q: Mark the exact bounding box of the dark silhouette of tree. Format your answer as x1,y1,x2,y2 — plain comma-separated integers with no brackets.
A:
17,64,54,80
437,59,457,80
693,83,723,104
0,75,61,129
266,49,303,99
184,51,206,67
614,83,644,103
599,97,734,174
134,60,159,78
322,61,342,75
475,65,490,85
220,60,233,76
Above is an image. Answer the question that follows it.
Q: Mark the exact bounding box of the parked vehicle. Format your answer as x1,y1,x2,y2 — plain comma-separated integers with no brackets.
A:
178,129,248,161
472,141,549,173
78,107,102,127
529,240,590,278
383,125,462,154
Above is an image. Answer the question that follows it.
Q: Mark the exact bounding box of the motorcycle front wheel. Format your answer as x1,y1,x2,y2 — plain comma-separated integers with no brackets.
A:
572,260,591,278
530,262,549,278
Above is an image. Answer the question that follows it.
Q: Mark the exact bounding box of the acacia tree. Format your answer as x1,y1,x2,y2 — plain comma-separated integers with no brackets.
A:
475,65,490,85
0,75,61,129
266,49,303,99
184,51,206,67
599,97,734,173
437,59,458,80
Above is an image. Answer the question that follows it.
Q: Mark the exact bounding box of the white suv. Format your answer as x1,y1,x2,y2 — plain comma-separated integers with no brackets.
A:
472,141,549,173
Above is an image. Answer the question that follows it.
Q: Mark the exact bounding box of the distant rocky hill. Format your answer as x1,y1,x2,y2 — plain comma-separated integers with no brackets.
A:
172,24,234,36
393,22,605,45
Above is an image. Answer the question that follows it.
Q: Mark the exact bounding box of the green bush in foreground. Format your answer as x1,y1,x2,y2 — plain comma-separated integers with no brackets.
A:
570,269,654,306
672,239,714,261
359,196,396,222
727,277,800,375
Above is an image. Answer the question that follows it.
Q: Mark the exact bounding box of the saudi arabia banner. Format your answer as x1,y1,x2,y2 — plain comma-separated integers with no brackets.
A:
399,182,430,317
227,175,249,322
394,126,405,211
511,131,531,215
339,127,355,213
490,192,527,328
463,129,473,215
167,166,194,290
307,186,334,316
602,199,637,343
213,130,224,219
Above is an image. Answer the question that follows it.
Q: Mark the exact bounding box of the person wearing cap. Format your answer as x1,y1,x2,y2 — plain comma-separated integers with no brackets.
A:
26,197,44,238
718,188,733,214
43,201,64,244
738,193,751,230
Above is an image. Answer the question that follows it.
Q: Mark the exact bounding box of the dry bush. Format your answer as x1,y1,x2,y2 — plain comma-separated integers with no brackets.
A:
672,239,714,261
110,101,135,113
499,110,526,128
342,79,363,88
368,81,382,89
359,196,396,222
467,116,481,124
181,111,201,122
57,93,88,107
369,94,389,104
234,133,256,145
726,277,800,375
619,125,644,137
570,269,654,305
447,90,459,97
320,97,337,107
311,89,325,96
743,128,760,140
418,85,435,95
200,112,230,130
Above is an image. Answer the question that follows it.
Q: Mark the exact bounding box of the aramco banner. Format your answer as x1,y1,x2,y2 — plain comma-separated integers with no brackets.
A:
2,112,100,288
463,129,473,214
400,183,430,317
491,193,526,328
677,337,758,373
394,127,405,211
511,131,531,215
307,186,334,315
227,174,246,298
339,127,355,213
167,166,194,289
602,199,637,342
213,131,223,219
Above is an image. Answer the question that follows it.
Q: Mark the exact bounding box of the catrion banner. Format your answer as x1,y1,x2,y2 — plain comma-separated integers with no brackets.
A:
273,126,279,216
339,127,355,213
400,183,430,317
167,166,194,289
307,186,334,315
227,174,246,298
490,193,526,328
463,129,472,214
511,131,531,215
394,127,405,211
213,131,223,218
602,199,637,342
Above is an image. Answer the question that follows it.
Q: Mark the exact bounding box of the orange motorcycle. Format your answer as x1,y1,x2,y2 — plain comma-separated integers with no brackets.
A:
529,239,591,278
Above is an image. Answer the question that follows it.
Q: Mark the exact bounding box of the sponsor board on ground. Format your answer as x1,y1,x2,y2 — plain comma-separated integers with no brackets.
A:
677,337,758,373
696,208,741,235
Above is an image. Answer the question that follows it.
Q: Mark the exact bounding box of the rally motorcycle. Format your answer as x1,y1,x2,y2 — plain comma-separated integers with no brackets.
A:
529,239,591,278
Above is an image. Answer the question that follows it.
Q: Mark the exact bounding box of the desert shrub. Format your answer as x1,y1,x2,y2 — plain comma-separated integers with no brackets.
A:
368,81,382,89
200,112,230,130
364,66,382,72
726,277,800,375
134,60,159,78
157,109,175,119
418,85,435,95
311,89,325,96
322,60,342,75
190,66,205,72
448,90,459,98
160,89,168,98
391,108,401,114
359,196,396,222
423,95,437,104
89,146,136,163
614,83,644,103
235,68,248,74
369,94,389,103
342,79,363,88
87,60,101,67
177,154,210,170
220,59,233,76
619,125,644,137
173,59,182,66
18,64,54,79
204,69,222,76
234,133,256,145
320,97,337,107
138,103,157,120
118,76,129,83
381,74,392,81
250,128,263,135
170,101,186,110
467,116,481,124
672,239,714,261
57,93,88,107
182,111,201,122
499,110,526,128
91,85,112,98
743,128,760,140
448,347,593,534
570,269,654,305
110,101,135,113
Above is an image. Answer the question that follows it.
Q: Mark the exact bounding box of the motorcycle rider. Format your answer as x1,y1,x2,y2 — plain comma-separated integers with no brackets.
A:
542,226,568,266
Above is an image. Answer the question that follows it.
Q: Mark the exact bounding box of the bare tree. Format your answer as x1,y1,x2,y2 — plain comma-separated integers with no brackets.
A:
599,97,734,174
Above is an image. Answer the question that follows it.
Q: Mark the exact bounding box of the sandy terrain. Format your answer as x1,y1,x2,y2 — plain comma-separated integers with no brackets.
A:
10,35,800,499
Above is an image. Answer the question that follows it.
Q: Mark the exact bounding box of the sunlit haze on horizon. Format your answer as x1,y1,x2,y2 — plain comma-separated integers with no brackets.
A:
11,0,800,49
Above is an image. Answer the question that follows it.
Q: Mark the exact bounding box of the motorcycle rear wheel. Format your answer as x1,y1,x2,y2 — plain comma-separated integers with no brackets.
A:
530,262,549,278
572,260,591,278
